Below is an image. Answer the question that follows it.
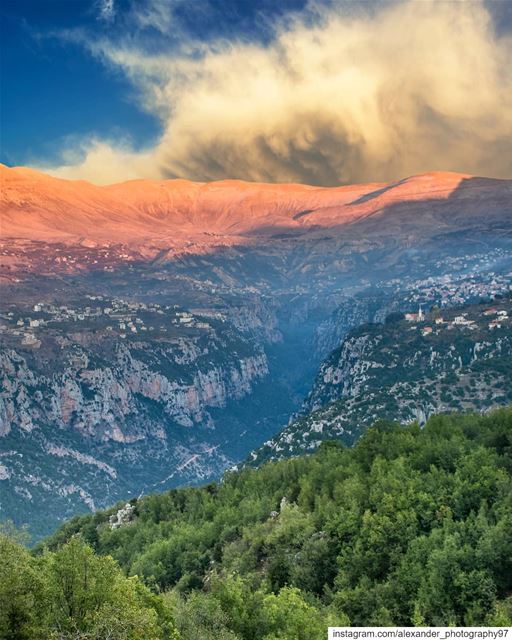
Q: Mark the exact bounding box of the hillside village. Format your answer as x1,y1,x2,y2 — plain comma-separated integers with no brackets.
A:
0,240,143,279
404,304,509,335
0,296,221,350
1,245,510,353
374,247,511,307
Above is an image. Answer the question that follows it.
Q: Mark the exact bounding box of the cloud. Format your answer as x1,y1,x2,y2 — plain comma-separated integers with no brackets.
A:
129,0,181,34
42,0,512,185
44,138,153,183
97,0,115,22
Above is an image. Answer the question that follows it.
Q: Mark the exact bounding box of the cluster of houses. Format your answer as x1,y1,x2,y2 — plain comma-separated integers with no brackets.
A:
434,247,509,273
0,295,215,346
395,270,511,311
0,241,138,282
380,248,511,315
483,307,510,330
403,304,510,337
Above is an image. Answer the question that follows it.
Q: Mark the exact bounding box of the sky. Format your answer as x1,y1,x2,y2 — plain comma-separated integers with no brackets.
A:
1,0,511,186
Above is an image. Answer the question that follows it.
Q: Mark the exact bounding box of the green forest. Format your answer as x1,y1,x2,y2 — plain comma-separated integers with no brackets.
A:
2,408,512,639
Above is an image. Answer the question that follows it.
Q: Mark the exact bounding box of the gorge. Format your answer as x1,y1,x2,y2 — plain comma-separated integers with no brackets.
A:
1,165,511,538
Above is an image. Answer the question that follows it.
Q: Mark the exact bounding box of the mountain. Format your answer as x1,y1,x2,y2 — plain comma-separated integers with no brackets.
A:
0,310,270,534
1,166,511,538
2,166,511,272
1,163,371,244
2,165,506,244
248,298,512,466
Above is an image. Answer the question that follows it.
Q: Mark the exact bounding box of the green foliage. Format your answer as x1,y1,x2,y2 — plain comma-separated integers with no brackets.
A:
259,586,347,639
14,407,512,636
0,532,46,640
0,533,179,639
165,590,240,640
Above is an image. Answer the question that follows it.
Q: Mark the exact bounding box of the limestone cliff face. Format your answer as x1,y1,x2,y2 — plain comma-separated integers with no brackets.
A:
0,327,270,539
305,331,512,422
0,341,268,441
313,294,410,359
306,334,372,411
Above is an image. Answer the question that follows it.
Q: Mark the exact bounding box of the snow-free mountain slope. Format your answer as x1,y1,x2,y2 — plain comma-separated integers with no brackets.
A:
2,165,510,248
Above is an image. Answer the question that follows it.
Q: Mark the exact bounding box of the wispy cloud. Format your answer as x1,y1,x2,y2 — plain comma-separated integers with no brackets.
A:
42,0,512,185
129,0,179,33
96,0,115,22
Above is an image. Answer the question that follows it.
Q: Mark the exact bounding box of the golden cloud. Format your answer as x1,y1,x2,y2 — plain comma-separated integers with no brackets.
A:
42,0,512,185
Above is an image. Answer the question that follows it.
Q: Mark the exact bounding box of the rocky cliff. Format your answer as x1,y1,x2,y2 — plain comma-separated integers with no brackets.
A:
0,314,270,537
0,344,268,439
248,298,512,465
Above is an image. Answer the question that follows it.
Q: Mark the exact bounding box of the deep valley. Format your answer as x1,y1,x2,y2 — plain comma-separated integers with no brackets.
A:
1,166,511,538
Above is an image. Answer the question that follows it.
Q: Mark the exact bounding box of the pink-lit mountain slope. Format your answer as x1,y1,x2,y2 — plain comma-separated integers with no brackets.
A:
2,165,510,249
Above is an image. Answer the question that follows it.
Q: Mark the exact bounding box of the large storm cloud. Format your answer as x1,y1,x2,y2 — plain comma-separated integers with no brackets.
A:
43,0,512,185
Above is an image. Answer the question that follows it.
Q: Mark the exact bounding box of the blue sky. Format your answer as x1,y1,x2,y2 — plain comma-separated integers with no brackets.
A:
1,0,511,185
0,0,306,167
1,1,148,164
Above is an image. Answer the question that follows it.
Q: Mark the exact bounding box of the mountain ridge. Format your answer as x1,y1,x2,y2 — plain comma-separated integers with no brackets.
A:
3,164,509,248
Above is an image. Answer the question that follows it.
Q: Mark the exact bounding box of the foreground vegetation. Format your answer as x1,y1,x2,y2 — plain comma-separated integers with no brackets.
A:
2,408,512,638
